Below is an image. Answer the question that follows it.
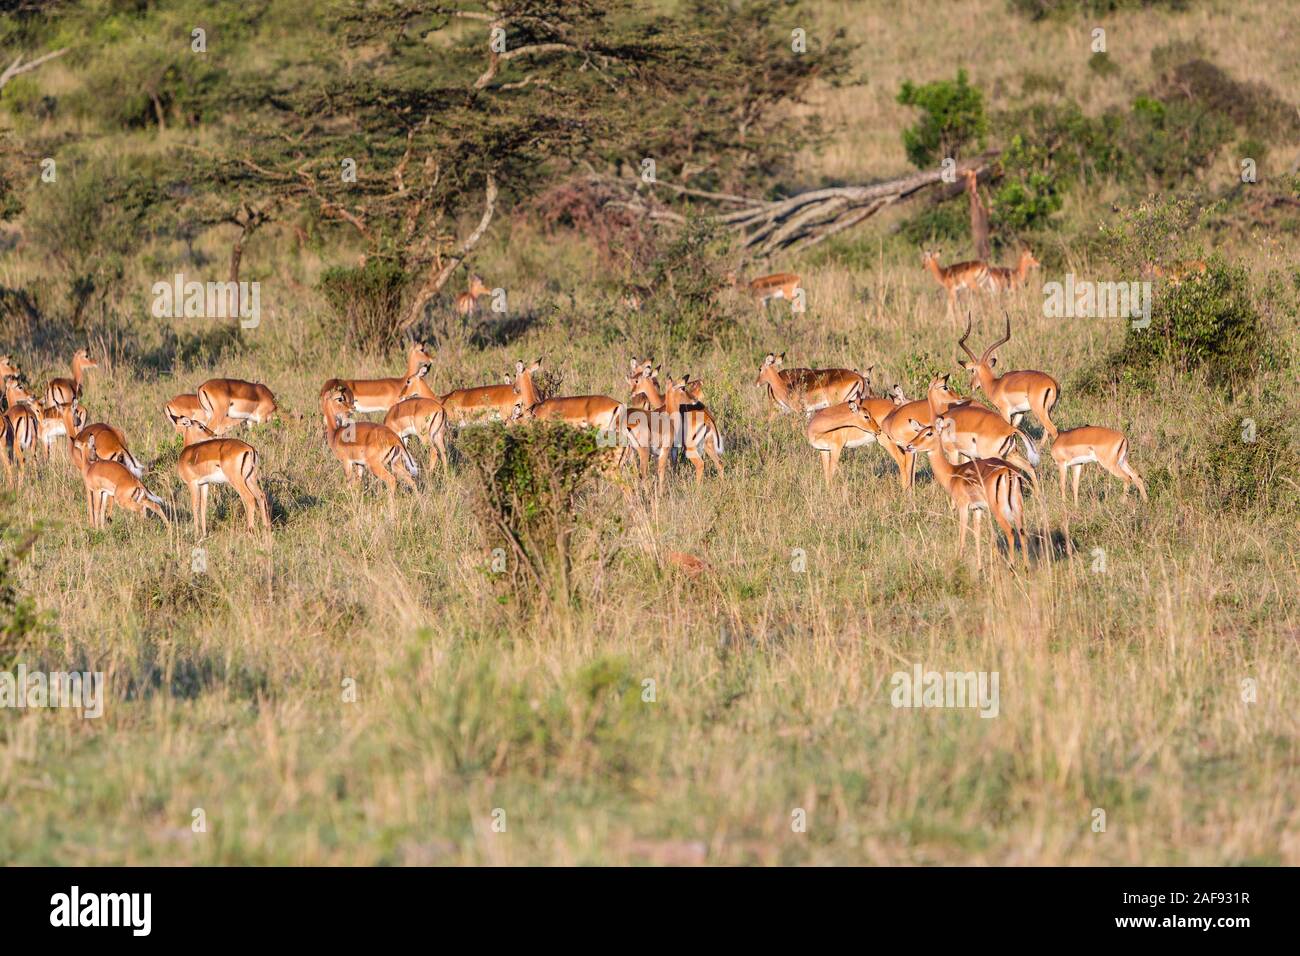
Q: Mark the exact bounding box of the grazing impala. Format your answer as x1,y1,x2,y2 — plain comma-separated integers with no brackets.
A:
321,385,419,492
176,417,272,537
806,400,881,488
70,419,144,479
456,274,492,316
663,375,724,485
981,248,1039,292
957,314,1061,438
196,378,278,434
442,359,537,426
165,393,207,434
904,416,1027,569
923,250,987,315
76,435,168,530
1050,426,1147,504
320,342,435,427
45,349,98,408
926,375,1039,480
383,375,448,472
756,353,866,419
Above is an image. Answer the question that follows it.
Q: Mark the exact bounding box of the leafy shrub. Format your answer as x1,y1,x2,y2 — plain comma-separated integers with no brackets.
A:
1152,55,1300,143
1123,96,1234,186
898,197,968,247
643,216,738,343
1201,409,1300,514
318,260,410,349
896,69,987,168
0,497,43,664
1100,262,1264,391
458,421,605,605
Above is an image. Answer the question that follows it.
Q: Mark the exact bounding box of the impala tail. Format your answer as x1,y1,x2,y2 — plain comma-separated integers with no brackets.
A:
1016,429,1040,466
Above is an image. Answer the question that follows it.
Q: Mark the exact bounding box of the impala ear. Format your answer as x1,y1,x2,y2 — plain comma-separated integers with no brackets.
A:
515,360,525,375
848,400,859,413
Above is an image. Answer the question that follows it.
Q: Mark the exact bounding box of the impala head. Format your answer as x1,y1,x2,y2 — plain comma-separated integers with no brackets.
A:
1019,248,1040,270
922,249,941,267
889,384,906,405
176,416,219,445
845,399,879,433
73,348,98,371
957,312,1013,388
468,274,490,297
755,352,785,385
903,416,953,454
0,355,19,378
4,374,34,404
409,340,434,366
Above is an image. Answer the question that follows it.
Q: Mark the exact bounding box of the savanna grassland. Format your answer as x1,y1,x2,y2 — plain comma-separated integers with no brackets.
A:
0,0,1298,865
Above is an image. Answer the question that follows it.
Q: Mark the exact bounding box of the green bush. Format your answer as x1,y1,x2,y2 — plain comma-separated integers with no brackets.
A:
1103,262,1264,390
458,421,605,605
318,260,410,350
1009,0,1192,19
1201,409,1300,514
896,69,987,168
898,197,969,247
643,215,739,343
1123,96,1234,186
0,497,43,665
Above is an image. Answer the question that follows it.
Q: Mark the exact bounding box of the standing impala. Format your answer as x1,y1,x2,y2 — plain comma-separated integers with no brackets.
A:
806,400,881,488
1050,426,1147,504
5,375,84,458
755,353,866,419
879,380,966,489
957,314,1061,438
980,248,1039,292
442,359,536,426
456,274,492,316
2,380,38,479
663,375,724,485
45,349,98,408
320,341,435,427
926,375,1039,480
732,272,805,314
321,385,419,493
196,378,278,434
176,417,271,537
904,416,1027,569
383,373,448,473
923,250,987,316
76,435,168,530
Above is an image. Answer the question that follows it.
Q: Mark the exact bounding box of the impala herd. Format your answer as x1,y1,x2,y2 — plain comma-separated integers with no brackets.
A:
1,284,1146,571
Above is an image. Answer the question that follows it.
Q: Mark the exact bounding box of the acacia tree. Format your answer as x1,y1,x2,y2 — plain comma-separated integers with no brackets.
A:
200,0,850,335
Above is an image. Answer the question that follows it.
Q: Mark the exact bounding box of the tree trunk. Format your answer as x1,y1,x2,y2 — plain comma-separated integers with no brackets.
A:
401,174,498,333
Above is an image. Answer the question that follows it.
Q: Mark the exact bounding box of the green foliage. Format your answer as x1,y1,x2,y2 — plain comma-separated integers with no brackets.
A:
1201,409,1300,515
318,260,411,350
0,497,43,663
898,198,968,247
897,69,987,168
1008,0,1192,18
1124,96,1234,186
643,216,738,343
458,421,605,604
1152,53,1300,143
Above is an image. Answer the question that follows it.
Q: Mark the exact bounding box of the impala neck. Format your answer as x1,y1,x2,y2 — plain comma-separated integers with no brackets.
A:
514,369,541,410
405,351,427,378
924,257,946,282
635,376,665,409
974,361,998,394
760,367,792,404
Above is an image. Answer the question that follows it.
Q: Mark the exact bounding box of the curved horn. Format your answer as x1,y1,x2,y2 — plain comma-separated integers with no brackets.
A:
958,312,979,365
981,312,1012,365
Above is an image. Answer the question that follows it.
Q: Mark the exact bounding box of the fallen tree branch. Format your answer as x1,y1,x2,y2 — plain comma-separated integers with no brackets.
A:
0,47,68,91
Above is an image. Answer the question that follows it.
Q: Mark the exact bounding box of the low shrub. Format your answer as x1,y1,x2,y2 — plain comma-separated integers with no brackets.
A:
318,260,410,349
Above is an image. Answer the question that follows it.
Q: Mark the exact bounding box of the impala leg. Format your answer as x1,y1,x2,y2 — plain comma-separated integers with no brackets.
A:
1071,465,1082,506
957,505,969,556
686,447,704,485
820,449,833,488
1106,455,1147,502
1057,459,1068,499
200,484,211,538
85,488,96,527
705,437,723,477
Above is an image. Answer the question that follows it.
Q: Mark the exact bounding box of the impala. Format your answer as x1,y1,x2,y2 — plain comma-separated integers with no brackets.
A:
663,375,724,485
45,348,98,408
196,378,278,434
320,341,435,427
957,314,1061,438
175,417,272,537
321,385,419,492
731,272,805,313
456,274,492,316
926,375,1039,480
755,353,867,419
165,393,207,434
625,363,676,483
70,419,145,479
442,359,536,426
5,375,85,458
0,355,20,394
879,378,968,489
2,386,38,478
76,435,168,530
923,250,987,315
1142,260,1207,285
383,378,448,472
1050,426,1147,504
904,416,1027,569
980,248,1039,292
806,399,881,488
964,168,990,261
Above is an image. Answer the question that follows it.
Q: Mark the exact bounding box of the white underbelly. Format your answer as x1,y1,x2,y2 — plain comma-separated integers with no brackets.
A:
1065,452,1098,467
